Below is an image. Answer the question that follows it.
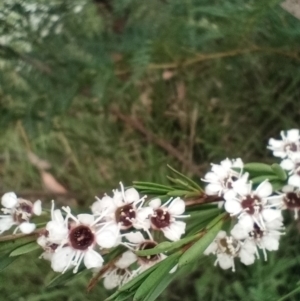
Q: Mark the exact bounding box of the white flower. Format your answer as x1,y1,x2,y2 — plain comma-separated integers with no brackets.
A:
204,231,241,271
281,153,300,187
41,204,120,273
231,214,284,261
224,180,282,229
91,183,152,232
149,197,188,241
0,192,42,234
103,250,137,290
268,129,300,158
202,158,248,203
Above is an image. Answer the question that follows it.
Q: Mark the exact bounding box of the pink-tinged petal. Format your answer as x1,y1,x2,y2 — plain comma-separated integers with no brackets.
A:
0,216,14,234
125,188,140,203
262,209,282,223
19,222,36,234
217,254,233,270
288,175,300,188
33,200,42,216
125,231,145,243
77,214,94,226
168,198,185,215
84,249,104,269
287,129,300,141
149,198,161,209
205,183,222,195
162,221,185,241
51,247,74,273
1,192,18,209
224,200,242,215
261,236,279,251
204,172,219,182
115,250,137,269
256,181,272,198
280,159,294,171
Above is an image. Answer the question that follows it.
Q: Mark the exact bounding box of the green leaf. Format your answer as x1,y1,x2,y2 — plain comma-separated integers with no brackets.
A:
270,180,286,191
244,163,274,174
167,165,203,191
178,213,226,267
133,252,179,301
0,252,19,272
250,175,279,184
271,163,287,181
10,241,40,257
0,236,37,254
133,181,173,191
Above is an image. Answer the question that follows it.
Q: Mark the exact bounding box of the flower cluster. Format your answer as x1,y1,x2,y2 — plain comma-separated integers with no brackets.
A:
36,183,187,288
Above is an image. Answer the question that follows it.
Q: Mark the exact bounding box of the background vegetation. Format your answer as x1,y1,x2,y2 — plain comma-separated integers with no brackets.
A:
0,0,300,300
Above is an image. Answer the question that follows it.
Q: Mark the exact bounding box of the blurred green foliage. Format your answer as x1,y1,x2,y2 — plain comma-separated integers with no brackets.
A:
1,0,300,300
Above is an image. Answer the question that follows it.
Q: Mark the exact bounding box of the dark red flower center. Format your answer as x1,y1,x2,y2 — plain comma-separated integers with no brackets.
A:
219,237,240,256
224,175,238,189
284,142,298,152
241,195,263,215
284,192,300,209
249,223,264,239
138,240,160,263
151,209,170,229
115,204,136,229
69,225,95,250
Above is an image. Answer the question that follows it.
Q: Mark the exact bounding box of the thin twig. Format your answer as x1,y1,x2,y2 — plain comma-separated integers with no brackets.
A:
185,194,224,206
110,107,203,177
0,228,43,242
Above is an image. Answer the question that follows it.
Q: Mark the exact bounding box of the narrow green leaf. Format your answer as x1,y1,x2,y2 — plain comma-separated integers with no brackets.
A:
167,165,203,191
167,190,196,197
133,253,179,301
270,180,286,191
0,252,18,272
133,181,173,191
251,175,279,184
271,163,287,181
178,214,226,267
0,236,37,254
10,241,40,257
244,163,273,174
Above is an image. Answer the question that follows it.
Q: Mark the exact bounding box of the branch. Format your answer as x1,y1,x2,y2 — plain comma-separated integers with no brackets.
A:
110,107,203,177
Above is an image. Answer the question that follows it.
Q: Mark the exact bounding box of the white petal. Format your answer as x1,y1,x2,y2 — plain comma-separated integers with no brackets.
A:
33,200,42,216
211,165,227,178
232,180,249,196
224,200,242,215
113,191,124,207
115,250,137,269
217,253,233,270
84,249,104,269
230,223,249,240
53,209,64,223
256,181,272,198
220,158,232,170
0,216,14,234
125,188,140,203
77,214,94,225
280,159,294,171
149,198,161,209
46,221,68,241
239,248,256,266
268,138,283,148
204,241,218,255
1,192,18,209
261,236,279,251
204,172,219,182
19,222,36,234
91,196,114,214
233,158,244,168
205,183,222,195
104,271,120,290
287,129,300,141
168,198,185,215
136,207,153,221
273,151,287,158
96,225,120,248
282,185,294,193
262,209,282,223
125,231,145,243
223,190,236,202
162,221,186,241
238,215,254,231
51,247,74,272
288,175,300,188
